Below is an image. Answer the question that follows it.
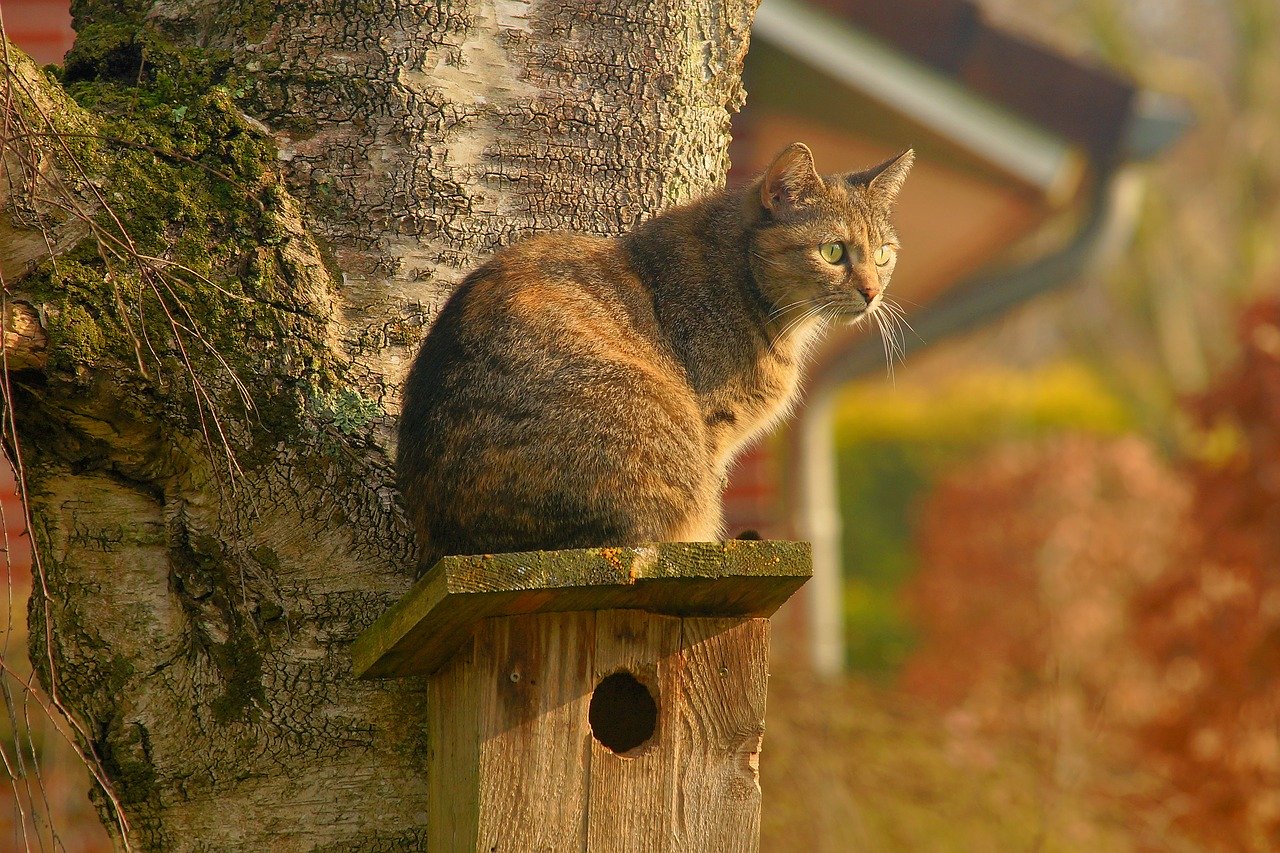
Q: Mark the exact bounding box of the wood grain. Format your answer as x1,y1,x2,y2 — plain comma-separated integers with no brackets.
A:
428,611,596,852
476,612,595,853
426,610,774,851
411,549,796,850
674,618,769,853
426,642,481,851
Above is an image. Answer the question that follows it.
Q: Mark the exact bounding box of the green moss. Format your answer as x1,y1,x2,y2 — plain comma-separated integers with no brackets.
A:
167,528,269,723
256,601,284,622
191,533,222,561
208,633,265,725
99,656,163,810
47,302,106,368
19,34,343,449
61,6,233,96
12,25,368,810
249,545,281,573
61,23,146,86
307,388,385,436
107,720,159,808
228,0,275,44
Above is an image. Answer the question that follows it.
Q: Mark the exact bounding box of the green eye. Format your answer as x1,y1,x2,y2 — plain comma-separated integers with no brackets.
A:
874,243,896,266
819,242,845,264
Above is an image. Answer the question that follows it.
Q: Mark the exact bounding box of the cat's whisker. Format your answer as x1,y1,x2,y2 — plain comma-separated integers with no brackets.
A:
871,308,896,385
871,301,906,366
879,306,905,363
766,302,805,327
768,297,818,322
772,301,829,351
888,311,908,365
882,298,923,345
882,299,906,334
775,307,819,343
871,308,888,362
824,303,848,329
767,303,819,347
881,303,911,370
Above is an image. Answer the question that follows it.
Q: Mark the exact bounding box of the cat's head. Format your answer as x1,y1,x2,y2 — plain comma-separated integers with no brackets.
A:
748,143,913,327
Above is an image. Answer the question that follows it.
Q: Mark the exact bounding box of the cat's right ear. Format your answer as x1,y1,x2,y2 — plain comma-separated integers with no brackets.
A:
760,143,823,214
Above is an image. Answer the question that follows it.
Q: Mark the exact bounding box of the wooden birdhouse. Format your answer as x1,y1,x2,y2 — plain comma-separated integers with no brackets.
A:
352,540,810,852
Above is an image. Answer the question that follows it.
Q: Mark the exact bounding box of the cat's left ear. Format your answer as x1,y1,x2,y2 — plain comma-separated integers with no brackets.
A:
761,143,824,213
849,149,914,206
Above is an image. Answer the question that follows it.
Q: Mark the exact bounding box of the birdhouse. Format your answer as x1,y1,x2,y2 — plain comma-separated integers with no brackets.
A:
352,540,810,852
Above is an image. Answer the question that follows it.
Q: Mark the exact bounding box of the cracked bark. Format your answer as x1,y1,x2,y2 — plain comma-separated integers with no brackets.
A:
3,0,757,848
2,301,47,370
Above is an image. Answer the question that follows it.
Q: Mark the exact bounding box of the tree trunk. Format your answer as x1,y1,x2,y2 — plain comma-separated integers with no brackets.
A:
1,0,757,846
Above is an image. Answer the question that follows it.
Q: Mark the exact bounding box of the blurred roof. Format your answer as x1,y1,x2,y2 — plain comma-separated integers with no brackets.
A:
747,0,1179,207
810,0,1136,164
735,0,1190,357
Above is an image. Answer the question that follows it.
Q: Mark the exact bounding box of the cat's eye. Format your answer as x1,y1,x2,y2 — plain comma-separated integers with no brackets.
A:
874,243,896,266
819,242,845,264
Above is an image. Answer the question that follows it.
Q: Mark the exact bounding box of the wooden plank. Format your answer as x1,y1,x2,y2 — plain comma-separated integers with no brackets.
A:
425,610,773,851
473,612,594,853
586,610,683,850
672,618,769,853
426,640,481,851
353,540,810,679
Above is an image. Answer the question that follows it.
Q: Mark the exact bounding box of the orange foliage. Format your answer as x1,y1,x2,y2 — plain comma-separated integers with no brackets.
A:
1129,298,1280,845
903,296,1280,849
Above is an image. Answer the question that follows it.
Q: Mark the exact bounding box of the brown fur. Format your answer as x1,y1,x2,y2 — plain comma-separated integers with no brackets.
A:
398,143,913,571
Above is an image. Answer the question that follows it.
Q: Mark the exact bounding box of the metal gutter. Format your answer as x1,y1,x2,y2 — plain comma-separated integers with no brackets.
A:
752,0,1193,677
793,169,1145,677
791,88,1190,676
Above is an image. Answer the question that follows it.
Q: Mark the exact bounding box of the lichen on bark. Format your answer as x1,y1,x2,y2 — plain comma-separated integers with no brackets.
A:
4,0,759,846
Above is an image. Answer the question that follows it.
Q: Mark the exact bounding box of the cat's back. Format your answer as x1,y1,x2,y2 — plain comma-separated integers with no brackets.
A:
419,232,663,359
402,231,687,431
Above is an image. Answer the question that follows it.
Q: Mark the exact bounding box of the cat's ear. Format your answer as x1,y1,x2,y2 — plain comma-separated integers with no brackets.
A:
849,149,914,207
760,143,824,213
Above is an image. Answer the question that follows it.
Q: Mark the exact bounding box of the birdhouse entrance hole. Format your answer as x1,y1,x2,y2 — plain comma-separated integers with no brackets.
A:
589,670,658,754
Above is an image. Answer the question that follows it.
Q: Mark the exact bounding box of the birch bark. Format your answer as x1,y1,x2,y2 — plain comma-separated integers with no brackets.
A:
1,0,757,846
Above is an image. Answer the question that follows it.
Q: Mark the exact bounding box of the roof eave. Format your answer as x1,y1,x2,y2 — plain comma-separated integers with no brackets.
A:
753,0,1086,199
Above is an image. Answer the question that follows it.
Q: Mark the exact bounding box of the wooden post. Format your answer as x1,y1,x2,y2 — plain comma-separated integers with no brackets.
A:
353,541,811,852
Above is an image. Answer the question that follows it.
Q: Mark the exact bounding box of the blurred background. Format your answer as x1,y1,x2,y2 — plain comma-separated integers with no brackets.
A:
4,0,1280,849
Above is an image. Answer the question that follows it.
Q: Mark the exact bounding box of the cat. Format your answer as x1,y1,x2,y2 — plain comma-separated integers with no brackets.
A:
397,142,912,573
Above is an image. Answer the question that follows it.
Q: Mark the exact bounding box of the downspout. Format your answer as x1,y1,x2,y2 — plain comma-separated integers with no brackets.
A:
794,392,843,676
793,168,1144,677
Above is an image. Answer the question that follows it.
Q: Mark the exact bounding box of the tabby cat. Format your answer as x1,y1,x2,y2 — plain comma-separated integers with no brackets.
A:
398,143,913,572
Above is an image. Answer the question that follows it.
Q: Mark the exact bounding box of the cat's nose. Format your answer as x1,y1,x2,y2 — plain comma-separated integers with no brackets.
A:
857,279,881,303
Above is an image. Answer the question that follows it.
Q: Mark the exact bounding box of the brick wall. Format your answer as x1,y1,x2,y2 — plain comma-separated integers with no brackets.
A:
723,443,782,539
2,456,30,582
